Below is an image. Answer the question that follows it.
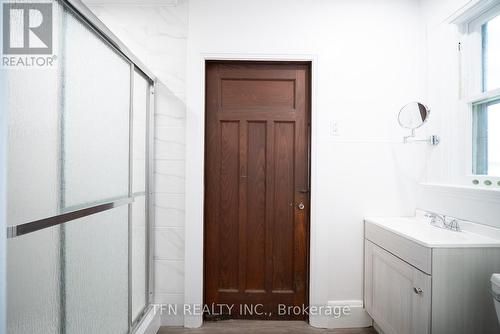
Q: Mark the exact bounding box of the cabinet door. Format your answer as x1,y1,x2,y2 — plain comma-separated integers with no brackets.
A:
365,240,431,334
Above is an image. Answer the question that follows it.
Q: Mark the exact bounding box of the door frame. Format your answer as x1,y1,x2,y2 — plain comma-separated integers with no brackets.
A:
184,53,318,328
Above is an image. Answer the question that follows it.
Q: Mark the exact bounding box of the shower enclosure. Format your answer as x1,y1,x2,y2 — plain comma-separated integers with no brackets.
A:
4,0,155,333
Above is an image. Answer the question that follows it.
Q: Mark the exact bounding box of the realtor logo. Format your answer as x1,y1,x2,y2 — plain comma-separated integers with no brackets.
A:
2,2,56,67
3,3,53,54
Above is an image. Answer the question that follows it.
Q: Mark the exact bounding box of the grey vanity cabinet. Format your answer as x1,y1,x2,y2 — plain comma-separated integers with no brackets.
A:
364,220,500,334
365,240,431,334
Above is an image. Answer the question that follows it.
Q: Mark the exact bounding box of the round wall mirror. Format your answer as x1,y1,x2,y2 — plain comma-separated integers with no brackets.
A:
398,102,430,130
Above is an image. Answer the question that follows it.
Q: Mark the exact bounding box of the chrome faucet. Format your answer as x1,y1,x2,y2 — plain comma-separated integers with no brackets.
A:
424,212,461,232
424,212,446,228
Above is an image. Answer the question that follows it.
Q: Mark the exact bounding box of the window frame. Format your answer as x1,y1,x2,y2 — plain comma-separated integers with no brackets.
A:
461,3,500,187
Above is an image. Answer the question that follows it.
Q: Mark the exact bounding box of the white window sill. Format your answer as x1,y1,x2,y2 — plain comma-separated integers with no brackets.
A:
419,182,500,204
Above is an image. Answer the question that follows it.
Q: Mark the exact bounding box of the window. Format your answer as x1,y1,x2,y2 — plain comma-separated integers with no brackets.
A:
481,13,500,91
472,100,500,175
467,5,500,180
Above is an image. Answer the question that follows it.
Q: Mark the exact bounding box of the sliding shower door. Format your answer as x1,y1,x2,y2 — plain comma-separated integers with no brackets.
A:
62,6,131,334
5,2,64,331
131,70,150,322
5,1,154,333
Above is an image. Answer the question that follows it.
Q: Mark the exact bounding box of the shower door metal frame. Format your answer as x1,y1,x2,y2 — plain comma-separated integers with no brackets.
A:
129,65,157,331
128,63,135,331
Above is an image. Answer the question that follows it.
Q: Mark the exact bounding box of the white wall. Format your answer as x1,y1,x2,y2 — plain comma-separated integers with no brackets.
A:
420,0,467,185
185,0,428,328
418,0,500,229
85,1,188,326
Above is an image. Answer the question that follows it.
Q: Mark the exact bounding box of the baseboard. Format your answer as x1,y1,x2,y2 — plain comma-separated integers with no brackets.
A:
183,314,203,328
309,300,372,329
161,312,184,327
373,321,385,334
133,306,161,334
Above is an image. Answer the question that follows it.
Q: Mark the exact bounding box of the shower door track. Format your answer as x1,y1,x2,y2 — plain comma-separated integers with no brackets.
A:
60,0,156,82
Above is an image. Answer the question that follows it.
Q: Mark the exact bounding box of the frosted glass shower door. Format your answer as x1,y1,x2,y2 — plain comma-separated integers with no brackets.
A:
61,6,131,334
63,207,129,334
62,11,130,210
5,1,153,333
131,70,150,322
5,2,64,332
7,228,61,334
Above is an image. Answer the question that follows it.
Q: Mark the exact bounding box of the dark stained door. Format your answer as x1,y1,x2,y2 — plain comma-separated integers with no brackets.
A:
204,61,310,320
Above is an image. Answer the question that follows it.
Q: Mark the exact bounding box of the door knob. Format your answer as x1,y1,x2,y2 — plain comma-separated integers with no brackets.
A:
297,202,305,210
413,287,423,295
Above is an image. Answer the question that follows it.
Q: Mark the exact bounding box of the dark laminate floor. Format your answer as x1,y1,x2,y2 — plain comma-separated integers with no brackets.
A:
157,321,377,334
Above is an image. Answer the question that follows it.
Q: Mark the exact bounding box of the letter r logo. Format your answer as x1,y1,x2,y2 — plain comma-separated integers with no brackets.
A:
2,3,52,55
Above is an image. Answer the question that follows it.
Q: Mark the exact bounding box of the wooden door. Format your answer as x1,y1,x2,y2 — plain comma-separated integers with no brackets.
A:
365,240,431,334
204,61,310,320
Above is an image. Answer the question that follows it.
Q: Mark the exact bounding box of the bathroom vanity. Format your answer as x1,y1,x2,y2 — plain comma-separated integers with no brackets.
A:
364,214,500,334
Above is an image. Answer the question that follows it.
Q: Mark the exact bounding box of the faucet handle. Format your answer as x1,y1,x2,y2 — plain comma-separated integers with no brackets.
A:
424,212,438,222
447,219,461,232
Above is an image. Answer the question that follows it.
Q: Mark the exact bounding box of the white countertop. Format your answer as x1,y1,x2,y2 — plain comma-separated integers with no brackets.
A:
365,215,500,248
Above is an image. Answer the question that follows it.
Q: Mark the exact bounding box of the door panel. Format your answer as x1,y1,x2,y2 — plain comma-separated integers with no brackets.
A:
204,62,310,320
365,240,431,334
219,121,240,291
411,267,431,334
246,121,267,291
221,79,296,110
272,121,295,292
372,245,413,334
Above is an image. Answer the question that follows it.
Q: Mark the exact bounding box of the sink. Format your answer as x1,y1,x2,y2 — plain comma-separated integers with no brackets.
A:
364,213,500,248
